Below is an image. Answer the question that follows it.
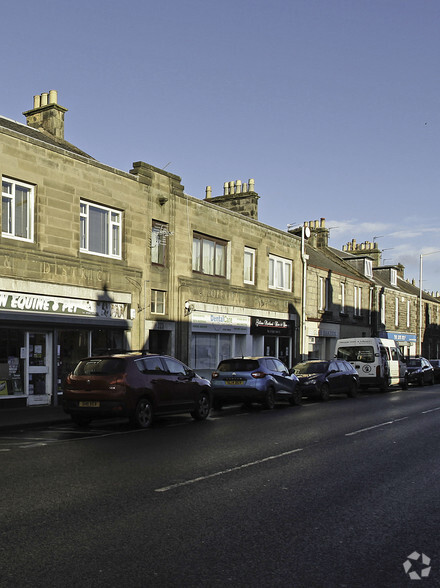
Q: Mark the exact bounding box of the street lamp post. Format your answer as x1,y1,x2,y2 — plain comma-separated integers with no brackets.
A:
418,250,440,356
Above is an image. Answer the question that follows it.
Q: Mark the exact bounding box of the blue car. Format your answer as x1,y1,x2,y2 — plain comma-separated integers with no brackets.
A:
211,356,301,410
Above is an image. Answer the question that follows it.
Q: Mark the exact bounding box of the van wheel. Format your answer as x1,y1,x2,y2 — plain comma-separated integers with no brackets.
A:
380,378,390,392
131,398,153,428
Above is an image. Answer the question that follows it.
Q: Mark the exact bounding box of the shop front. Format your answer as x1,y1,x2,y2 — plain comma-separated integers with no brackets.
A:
250,317,296,367
0,290,131,408
306,322,340,360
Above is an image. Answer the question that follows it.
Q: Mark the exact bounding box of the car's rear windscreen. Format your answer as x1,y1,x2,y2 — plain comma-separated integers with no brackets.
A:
73,358,126,376
217,360,260,372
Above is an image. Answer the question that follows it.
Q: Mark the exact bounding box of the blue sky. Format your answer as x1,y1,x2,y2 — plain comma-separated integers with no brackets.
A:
3,0,440,290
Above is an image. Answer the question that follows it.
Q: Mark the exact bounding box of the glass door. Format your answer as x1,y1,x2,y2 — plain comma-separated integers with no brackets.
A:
26,332,52,406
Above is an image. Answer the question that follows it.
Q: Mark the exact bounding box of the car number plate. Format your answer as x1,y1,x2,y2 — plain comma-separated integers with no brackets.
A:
226,379,245,385
79,401,100,407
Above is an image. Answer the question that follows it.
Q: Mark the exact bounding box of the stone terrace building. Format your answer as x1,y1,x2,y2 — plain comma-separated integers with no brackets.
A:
0,91,305,407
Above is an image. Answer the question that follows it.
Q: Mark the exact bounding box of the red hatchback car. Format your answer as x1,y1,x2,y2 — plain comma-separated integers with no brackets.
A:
63,352,212,428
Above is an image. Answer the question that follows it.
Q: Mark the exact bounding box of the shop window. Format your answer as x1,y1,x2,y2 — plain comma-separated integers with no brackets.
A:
80,200,122,259
192,233,227,277
151,290,166,315
2,177,34,242
268,254,292,291
244,247,256,284
0,329,25,397
151,221,169,265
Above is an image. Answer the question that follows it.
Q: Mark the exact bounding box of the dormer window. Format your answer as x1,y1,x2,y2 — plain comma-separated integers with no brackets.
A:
364,259,373,278
390,268,397,286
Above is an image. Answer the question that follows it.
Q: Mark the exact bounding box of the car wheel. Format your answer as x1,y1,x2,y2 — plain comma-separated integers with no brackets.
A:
132,398,153,428
191,391,211,420
320,383,330,401
71,415,91,427
429,374,435,385
263,387,276,410
347,381,359,398
419,375,424,387
289,387,302,406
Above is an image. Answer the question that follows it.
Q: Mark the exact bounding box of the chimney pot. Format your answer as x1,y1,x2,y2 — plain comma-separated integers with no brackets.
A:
33,95,41,109
41,93,48,106
48,90,58,104
235,180,242,194
248,178,255,192
205,186,212,199
223,182,229,196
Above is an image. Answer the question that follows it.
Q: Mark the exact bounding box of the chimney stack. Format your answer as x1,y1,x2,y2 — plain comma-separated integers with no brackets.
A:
23,90,67,139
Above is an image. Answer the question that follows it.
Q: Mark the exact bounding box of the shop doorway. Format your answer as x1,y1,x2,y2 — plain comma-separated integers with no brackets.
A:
26,332,52,406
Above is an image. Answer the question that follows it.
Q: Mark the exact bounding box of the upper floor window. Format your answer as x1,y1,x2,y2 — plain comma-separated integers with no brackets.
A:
364,259,373,278
390,269,397,286
268,254,292,291
151,289,166,315
340,282,345,313
244,247,256,284
80,201,121,259
318,276,329,311
192,233,226,277
151,221,168,265
395,296,399,327
2,178,34,242
354,286,362,316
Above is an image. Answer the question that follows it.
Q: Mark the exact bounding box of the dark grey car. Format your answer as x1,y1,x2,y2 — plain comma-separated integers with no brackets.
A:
292,359,360,401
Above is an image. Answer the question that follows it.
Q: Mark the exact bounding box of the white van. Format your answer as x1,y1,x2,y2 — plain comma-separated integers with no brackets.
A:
334,337,407,391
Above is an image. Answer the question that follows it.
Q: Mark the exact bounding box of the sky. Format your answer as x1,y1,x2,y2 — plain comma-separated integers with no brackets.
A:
3,0,440,291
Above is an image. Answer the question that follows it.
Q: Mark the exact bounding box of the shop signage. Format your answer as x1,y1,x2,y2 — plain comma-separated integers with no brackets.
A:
379,331,417,343
191,311,249,333
250,317,293,336
0,291,127,319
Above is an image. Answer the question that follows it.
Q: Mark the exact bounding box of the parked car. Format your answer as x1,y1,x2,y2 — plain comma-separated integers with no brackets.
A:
210,356,301,409
292,359,360,401
405,357,435,386
63,352,212,428
429,359,440,383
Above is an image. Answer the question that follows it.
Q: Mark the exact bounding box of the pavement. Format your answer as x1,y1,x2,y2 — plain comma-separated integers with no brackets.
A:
0,403,70,431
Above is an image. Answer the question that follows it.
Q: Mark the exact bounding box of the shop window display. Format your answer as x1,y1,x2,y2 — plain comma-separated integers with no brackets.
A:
0,329,25,396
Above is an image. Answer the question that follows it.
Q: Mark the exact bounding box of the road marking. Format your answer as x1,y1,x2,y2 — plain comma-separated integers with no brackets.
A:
422,406,440,414
345,417,408,437
155,447,303,493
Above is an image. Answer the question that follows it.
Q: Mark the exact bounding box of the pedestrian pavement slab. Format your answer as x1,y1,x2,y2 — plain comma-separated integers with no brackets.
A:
0,404,70,431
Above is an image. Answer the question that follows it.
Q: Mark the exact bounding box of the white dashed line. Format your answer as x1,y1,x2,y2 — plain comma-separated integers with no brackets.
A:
155,447,303,492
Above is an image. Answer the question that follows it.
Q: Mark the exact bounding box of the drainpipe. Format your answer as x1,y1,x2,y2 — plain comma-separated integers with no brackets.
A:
301,226,310,361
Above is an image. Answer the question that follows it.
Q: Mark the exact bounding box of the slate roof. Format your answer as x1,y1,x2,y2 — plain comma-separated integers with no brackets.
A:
0,115,94,159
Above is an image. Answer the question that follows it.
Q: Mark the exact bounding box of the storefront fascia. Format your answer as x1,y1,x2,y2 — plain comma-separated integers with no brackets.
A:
378,331,417,356
189,309,296,377
0,289,132,408
307,322,340,360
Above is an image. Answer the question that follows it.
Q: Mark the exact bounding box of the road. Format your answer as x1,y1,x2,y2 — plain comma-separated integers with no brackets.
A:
1,386,440,587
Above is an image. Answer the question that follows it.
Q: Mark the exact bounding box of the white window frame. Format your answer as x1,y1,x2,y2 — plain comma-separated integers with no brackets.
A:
407,300,411,328
192,233,227,277
381,293,386,324
151,221,168,265
395,296,399,327
244,247,256,284
318,277,329,311
390,269,397,286
151,289,166,315
364,259,373,278
268,254,292,292
80,200,122,259
340,282,345,313
354,286,362,317
2,177,34,242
